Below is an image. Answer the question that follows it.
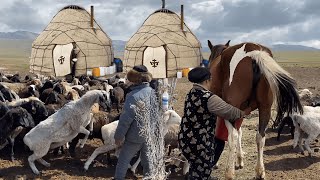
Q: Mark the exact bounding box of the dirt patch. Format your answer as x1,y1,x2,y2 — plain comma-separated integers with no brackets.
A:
1,66,320,179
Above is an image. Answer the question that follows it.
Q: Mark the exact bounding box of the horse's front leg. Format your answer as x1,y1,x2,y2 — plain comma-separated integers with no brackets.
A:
225,120,238,180
236,127,244,169
255,108,270,180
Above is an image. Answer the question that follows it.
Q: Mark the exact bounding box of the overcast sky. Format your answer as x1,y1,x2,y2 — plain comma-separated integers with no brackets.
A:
0,0,319,48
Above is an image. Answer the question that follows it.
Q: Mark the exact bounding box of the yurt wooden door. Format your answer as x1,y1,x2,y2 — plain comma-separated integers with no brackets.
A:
143,46,166,78
53,43,73,77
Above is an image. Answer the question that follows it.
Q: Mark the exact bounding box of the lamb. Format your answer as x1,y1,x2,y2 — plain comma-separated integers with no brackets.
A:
291,111,320,156
23,90,111,174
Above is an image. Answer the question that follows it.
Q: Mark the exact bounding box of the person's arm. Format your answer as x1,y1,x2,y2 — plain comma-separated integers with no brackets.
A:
207,95,246,121
114,95,135,143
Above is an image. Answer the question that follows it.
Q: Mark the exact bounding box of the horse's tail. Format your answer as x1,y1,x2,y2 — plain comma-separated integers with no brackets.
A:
248,51,303,126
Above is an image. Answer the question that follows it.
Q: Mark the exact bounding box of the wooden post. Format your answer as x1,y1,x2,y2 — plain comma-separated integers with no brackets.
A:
162,0,165,8
90,6,94,29
181,5,184,31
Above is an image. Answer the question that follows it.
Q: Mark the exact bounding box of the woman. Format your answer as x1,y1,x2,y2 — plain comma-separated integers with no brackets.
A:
178,67,251,180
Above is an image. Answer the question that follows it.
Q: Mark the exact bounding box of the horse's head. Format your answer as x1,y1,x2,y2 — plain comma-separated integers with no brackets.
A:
208,40,230,64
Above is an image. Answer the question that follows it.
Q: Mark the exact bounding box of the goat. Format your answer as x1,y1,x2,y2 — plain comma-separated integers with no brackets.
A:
0,107,35,161
23,90,111,174
291,111,320,156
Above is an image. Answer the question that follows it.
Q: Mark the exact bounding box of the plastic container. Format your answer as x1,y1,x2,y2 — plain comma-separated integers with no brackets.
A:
162,91,169,111
87,70,92,76
182,68,190,77
177,71,182,78
92,67,100,77
99,67,106,76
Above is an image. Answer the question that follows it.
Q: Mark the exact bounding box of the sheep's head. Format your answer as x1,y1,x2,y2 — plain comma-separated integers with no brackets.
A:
98,90,112,112
163,110,181,125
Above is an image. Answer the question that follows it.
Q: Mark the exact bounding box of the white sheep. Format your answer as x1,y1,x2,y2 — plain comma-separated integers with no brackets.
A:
83,110,190,175
298,89,313,100
23,90,111,175
292,106,320,156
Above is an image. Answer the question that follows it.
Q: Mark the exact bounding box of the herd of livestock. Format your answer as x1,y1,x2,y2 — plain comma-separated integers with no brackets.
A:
0,72,187,176
0,72,320,178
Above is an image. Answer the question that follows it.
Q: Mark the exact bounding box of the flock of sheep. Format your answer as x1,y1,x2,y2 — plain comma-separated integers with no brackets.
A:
0,72,188,177
0,72,320,178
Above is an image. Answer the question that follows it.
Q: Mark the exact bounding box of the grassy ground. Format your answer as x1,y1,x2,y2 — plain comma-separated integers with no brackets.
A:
0,40,319,74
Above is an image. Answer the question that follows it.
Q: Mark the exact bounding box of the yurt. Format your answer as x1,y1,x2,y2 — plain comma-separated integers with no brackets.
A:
30,5,113,77
124,6,202,78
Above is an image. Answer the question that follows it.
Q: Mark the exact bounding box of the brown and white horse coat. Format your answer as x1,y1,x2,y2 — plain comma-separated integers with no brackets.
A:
208,41,303,179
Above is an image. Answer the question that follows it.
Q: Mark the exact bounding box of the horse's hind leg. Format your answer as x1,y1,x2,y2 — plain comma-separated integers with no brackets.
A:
236,127,244,169
255,108,270,180
225,120,238,180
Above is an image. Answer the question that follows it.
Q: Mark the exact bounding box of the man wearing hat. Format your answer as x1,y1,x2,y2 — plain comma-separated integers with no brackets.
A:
178,67,251,180
114,65,156,179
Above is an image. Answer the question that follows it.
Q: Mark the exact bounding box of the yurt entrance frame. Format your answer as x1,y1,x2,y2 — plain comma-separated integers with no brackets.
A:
51,42,88,77
142,45,168,78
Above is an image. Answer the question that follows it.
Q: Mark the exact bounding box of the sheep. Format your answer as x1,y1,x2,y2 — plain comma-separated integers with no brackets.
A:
68,111,111,157
291,111,320,156
299,89,313,100
110,86,124,113
129,110,185,174
18,85,40,98
277,106,320,141
83,110,188,174
0,107,35,161
23,90,111,174
0,83,14,102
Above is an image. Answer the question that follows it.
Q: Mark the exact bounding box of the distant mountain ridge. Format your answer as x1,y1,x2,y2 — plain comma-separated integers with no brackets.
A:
271,44,319,51
0,31,39,40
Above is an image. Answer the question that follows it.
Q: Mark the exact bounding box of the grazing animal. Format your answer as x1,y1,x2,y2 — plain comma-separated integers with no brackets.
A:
83,110,183,171
0,107,35,161
0,83,14,102
18,85,40,98
208,40,303,179
68,111,110,157
23,90,111,175
277,116,295,141
291,110,320,156
110,86,124,113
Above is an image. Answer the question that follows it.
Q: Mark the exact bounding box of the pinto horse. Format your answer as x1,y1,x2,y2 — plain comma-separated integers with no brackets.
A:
208,40,303,179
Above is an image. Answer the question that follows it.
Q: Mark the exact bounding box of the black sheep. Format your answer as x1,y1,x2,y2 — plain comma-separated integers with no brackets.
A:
0,107,35,161
277,116,295,141
0,83,14,102
18,85,40,98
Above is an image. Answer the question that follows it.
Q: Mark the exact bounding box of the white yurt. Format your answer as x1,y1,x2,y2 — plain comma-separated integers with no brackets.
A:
30,5,113,77
123,6,202,79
